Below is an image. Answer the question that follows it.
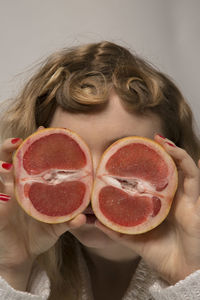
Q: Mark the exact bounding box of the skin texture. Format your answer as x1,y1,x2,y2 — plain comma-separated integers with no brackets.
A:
0,91,200,299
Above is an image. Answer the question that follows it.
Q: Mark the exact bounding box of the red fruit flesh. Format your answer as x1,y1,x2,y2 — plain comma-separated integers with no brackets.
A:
25,181,85,216
14,128,93,223
23,133,86,175
105,143,168,192
99,186,161,226
92,137,178,234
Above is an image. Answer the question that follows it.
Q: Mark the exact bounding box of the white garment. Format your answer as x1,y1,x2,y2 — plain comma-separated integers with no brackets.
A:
0,241,200,299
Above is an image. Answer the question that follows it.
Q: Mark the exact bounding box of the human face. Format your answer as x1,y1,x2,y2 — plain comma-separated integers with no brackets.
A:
50,91,163,251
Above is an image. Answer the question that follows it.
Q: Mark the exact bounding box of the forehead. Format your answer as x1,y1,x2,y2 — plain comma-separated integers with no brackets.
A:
50,93,163,148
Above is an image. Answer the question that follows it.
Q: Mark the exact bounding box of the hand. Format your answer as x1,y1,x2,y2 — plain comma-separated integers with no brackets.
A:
95,134,200,284
0,136,86,272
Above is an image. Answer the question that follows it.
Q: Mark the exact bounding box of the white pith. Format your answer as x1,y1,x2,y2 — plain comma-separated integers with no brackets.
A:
20,169,88,185
91,137,178,234
101,175,157,196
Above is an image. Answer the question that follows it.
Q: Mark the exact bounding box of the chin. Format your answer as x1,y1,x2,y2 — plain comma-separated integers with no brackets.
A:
70,224,115,249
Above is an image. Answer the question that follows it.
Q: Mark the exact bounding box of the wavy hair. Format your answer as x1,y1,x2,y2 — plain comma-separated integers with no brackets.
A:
0,41,199,299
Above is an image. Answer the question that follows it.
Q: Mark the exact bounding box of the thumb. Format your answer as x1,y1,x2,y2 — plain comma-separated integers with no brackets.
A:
51,213,87,238
94,219,164,258
198,159,200,169
94,220,141,252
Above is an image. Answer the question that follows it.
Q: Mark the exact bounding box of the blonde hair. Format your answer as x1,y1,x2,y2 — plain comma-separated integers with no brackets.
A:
0,41,199,299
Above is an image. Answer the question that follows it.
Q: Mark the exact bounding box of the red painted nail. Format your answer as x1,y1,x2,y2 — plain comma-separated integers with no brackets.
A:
2,163,12,170
0,193,10,197
0,194,10,201
166,142,176,147
11,138,21,144
157,134,165,139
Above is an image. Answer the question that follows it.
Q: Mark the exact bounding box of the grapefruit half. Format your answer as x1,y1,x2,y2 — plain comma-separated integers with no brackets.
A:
92,137,178,234
13,128,93,223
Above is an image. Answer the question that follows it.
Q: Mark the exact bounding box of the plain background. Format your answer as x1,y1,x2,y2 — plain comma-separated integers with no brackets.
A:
0,0,199,130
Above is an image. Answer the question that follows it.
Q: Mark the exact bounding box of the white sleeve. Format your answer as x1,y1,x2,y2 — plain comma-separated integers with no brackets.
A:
0,265,50,300
150,270,200,300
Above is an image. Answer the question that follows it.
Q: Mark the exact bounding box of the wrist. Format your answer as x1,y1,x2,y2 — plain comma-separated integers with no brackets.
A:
164,265,200,285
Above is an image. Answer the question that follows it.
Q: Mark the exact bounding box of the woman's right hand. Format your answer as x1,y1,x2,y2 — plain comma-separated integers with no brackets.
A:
0,137,86,290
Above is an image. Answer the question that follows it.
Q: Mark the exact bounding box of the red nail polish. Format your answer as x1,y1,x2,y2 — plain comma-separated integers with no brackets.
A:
2,163,12,170
11,138,21,144
166,142,176,147
157,134,165,139
0,194,10,201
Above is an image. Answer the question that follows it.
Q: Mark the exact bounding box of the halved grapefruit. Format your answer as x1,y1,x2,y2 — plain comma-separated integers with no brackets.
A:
13,128,93,223
91,137,178,234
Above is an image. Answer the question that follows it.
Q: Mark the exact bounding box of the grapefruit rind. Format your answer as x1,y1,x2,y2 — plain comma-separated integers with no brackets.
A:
91,136,178,234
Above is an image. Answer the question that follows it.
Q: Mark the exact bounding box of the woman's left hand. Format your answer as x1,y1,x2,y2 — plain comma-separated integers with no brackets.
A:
95,134,200,284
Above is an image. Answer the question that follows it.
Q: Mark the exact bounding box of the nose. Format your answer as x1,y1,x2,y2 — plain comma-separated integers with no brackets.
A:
91,152,102,178
85,152,101,210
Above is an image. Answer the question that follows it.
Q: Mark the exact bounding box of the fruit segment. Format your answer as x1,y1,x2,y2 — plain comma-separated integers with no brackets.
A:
13,128,93,223
99,186,162,227
25,181,85,216
105,143,169,192
92,137,178,234
23,133,86,175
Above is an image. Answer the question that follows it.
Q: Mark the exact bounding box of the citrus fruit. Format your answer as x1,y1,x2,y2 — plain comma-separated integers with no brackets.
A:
13,128,93,223
91,137,178,234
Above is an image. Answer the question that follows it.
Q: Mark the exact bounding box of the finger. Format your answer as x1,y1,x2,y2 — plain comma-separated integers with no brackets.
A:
94,220,141,253
37,126,45,131
0,161,13,184
67,213,87,228
0,190,13,221
164,145,198,178
0,161,16,204
50,213,87,238
155,134,199,199
155,134,199,179
95,220,124,240
0,138,22,163
0,193,11,202
198,159,200,169
94,219,171,261
195,161,200,208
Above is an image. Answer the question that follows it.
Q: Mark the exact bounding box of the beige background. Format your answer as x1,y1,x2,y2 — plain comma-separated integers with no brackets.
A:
0,0,199,129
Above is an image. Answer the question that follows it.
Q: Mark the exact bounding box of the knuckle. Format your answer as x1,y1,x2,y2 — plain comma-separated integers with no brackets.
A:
1,139,11,150
0,146,14,163
1,138,20,153
179,148,188,160
193,167,200,179
197,168,200,179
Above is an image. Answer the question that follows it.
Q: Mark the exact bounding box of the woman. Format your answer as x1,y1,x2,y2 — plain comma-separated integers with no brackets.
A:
0,41,200,299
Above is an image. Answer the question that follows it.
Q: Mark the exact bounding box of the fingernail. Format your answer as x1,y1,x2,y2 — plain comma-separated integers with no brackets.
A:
166,142,176,147
0,194,11,201
11,138,21,144
2,162,12,170
157,134,165,139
